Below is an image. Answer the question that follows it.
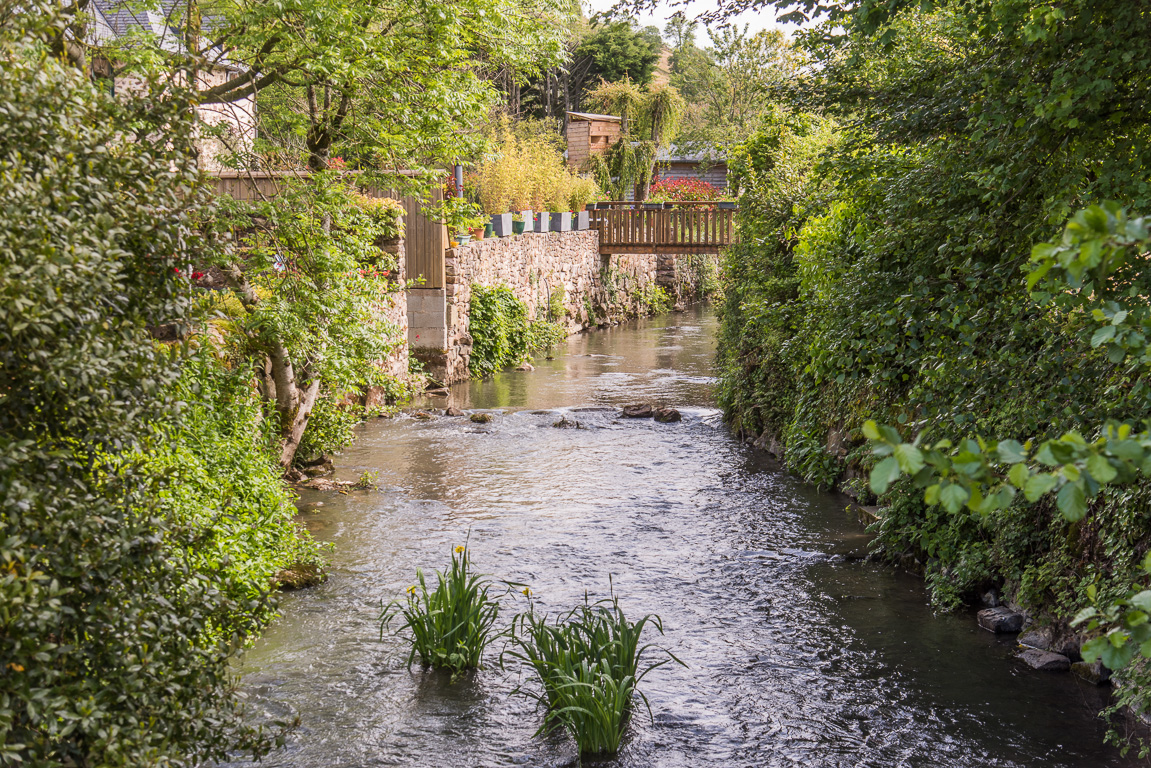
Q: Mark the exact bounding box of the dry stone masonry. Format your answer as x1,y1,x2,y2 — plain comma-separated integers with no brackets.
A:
409,230,715,383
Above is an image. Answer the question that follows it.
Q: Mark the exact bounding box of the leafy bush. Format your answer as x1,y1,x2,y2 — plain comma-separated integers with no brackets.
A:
504,597,681,756
468,284,565,376
0,13,278,764
379,546,502,680
213,177,407,468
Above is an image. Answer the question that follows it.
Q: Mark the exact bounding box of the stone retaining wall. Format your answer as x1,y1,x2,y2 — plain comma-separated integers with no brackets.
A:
409,230,717,383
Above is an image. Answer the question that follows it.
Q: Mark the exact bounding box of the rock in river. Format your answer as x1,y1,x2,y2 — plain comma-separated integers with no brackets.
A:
653,407,681,423
1017,648,1071,671
470,412,494,424
977,605,1024,633
621,403,653,418
1071,660,1111,685
445,406,464,417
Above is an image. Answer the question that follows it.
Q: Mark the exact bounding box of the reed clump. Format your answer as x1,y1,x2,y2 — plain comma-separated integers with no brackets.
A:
379,545,501,679
504,596,682,756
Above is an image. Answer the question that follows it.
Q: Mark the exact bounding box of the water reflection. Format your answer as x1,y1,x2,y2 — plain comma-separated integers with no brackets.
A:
231,306,1127,768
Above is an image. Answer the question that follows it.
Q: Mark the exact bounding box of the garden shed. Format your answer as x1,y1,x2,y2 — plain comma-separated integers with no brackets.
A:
565,111,622,170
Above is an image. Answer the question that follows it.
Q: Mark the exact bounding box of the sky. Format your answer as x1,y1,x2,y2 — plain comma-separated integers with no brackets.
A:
583,0,803,39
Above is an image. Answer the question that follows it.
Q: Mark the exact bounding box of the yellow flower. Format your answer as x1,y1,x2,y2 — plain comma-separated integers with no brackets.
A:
8,663,24,672
522,587,532,597
407,585,417,595
455,545,466,553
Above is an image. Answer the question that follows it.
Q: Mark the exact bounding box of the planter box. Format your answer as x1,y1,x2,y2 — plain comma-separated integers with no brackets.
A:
549,212,572,232
519,210,534,233
718,201,737,210
585,203,597,211
491,213,513,237
596,202,613,210
641,202,662,210
534,212,550,232
575,211,589,230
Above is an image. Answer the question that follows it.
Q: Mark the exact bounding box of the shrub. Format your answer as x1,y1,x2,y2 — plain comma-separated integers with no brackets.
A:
379,546,502,680
475,121,600,213
0,12,278,764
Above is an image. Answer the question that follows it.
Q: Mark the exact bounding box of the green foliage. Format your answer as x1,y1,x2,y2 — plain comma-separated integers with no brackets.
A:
468,284,564,376
215,176,407,466
469,285,531,377
503,596,681,756
152,350,325,627
380,546,502,680
574,19,662,88
0,12,277,764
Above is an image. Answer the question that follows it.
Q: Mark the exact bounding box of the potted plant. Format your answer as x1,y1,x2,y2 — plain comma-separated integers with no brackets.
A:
491,213,513,237
512,213,527,235
437,198,486,246
534,211,550,233
470,225,485,241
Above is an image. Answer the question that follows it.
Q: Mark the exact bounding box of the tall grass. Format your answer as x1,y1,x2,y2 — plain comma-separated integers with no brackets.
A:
380,545,501,680
504,596,682,756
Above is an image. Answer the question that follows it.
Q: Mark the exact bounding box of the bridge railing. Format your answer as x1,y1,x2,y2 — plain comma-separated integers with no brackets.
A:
589,202,737,253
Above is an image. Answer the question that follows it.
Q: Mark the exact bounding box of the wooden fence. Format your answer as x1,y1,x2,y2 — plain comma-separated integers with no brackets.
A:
209,171,448,288
589,202,737,255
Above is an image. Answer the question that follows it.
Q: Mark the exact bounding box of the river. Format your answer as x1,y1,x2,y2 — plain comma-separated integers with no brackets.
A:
234,305,1128,767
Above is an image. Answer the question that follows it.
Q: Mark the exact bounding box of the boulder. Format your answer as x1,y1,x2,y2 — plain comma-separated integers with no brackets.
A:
621,403,654,418
445,406,465,417
977,606,1024,633
1071,660,1111,685
413,410,436,420
653,407,681,423
470,412,494,424
1018,629,1051,650
981,590,1001,608
516,362,535,371
1017,649,1071,671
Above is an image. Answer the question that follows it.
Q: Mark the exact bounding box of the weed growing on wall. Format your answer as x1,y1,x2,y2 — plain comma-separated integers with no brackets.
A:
469,284,566,376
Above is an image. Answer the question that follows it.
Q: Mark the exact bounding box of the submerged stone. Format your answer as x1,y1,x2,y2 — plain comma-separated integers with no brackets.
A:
413,410,436,420
1071,660,1111,685
977,606,1024,633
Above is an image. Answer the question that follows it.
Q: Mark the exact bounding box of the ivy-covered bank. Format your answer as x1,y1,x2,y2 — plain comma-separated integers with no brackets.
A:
717,0,1151,730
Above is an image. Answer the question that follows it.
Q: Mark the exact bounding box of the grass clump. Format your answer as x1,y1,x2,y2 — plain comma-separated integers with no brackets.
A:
504,595,682,756
380,545,502,679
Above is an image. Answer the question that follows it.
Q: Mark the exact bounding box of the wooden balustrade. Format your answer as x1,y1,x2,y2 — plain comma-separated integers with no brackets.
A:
588,205,737,254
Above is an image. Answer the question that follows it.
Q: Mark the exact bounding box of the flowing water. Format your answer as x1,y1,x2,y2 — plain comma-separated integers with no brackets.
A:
236,306,1129,767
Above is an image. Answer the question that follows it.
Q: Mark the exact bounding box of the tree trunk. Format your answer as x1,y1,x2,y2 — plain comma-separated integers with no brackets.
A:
277,376,320,469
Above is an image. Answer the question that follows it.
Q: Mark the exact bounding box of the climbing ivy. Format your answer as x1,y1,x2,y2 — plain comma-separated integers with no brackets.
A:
468,285,564,377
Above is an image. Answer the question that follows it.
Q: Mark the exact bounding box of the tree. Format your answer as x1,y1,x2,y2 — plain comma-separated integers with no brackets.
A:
584,78,685,199
1,5,279,763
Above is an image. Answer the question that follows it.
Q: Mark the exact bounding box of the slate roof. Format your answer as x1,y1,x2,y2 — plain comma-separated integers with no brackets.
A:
87,0,239,68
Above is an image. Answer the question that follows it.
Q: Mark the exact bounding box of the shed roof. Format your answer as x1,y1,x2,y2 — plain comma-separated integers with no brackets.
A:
566,111,622,123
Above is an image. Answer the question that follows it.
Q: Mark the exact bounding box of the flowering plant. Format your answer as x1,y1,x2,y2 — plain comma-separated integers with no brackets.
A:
647,176,723,203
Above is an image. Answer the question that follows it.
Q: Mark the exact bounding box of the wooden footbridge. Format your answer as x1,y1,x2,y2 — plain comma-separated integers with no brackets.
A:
589,201,738,255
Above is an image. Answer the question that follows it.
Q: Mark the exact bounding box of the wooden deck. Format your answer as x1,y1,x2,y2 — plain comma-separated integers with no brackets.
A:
589,202,737,255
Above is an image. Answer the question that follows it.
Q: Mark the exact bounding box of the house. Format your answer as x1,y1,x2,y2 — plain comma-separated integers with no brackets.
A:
87,0,256,171
653,146,729,190
565,111,622,170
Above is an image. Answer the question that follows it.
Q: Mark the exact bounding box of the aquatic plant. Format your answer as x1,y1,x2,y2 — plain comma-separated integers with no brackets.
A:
380,545,502,679
504,595,682,756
